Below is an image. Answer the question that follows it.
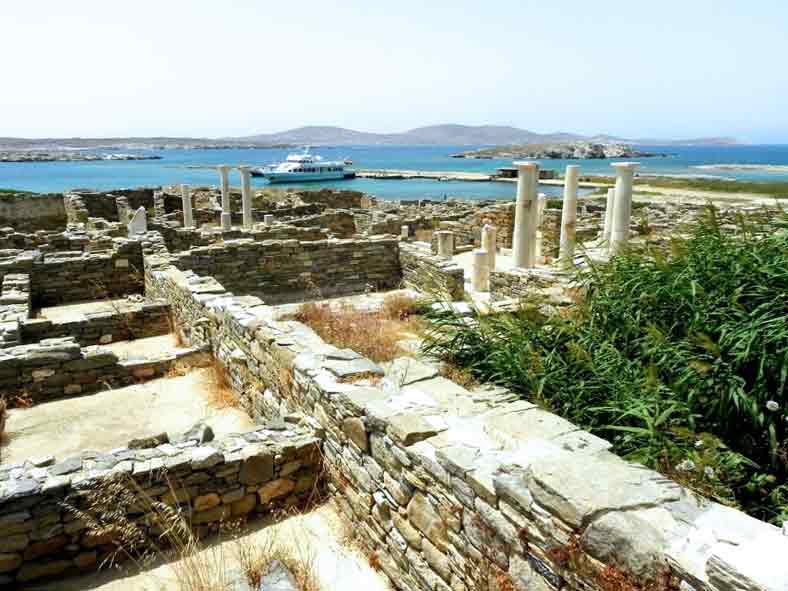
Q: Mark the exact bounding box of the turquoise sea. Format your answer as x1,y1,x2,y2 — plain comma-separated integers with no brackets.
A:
2,144,788,201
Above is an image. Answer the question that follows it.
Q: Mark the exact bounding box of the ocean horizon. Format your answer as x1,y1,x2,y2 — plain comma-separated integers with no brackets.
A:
2,144,788,201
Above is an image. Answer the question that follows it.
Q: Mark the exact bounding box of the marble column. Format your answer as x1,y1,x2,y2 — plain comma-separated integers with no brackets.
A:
180,184,194,229
436,231,455,257
401,225,409,239
603,187,616,244
217,165,231,231
264,214,274,227
610,162,640,252
238,166,253,230
512,161,539,268
481,224,497,271
471,249,490,292
559,165,580,268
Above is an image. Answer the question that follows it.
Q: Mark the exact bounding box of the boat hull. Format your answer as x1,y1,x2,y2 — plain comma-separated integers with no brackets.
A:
260,171,354,183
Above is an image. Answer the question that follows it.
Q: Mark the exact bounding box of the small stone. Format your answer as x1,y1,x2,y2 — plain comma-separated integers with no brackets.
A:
239,454,274,484
0,553,22,574
193,493,221,512
259,478,296,503
342,417,368,451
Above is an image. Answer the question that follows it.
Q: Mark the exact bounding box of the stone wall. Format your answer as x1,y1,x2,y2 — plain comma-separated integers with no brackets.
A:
0,194,66,233
0,336,205,402
143,244,788,591
170,237,401,305
30,240,144,307
400,243,464,300
489,268,565,303
0,424,320,585
21,298,171,347
0,274,31,348
64,189,155,225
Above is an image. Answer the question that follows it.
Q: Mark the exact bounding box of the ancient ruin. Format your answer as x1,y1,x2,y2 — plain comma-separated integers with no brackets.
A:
0,167,784,591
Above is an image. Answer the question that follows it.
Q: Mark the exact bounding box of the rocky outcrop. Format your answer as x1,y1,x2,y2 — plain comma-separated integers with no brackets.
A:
452,142,663,160
0,152,161,163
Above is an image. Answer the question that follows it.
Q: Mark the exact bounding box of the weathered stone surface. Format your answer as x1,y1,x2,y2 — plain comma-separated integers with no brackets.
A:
128,432,168,449
258,560,299,591
582,507,676,581
193,493,221,512
192,505,231,525
393,512,422,549
0,553,22,574
23,534,68,560
259,478,296,503
231,494,258,516
526,451,681,528
706,534,788,591
239,453,274,484
422,537,452,582
16,559,71,582
342,417,368,451
388,413,444,445
0,535,28,553
407,493,448,552
509,554,553,591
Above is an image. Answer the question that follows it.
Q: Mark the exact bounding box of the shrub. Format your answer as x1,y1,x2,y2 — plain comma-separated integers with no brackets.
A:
422,206,788,523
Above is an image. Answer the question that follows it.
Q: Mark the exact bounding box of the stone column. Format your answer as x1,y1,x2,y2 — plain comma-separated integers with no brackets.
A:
471,249,490,292
401,225,409,239
238,166,253,230
264,214,274,227
436,231,455,257
481,224,497,271
610,162,640,252
603,187,616,244
180,184,194,229
559,165,580,268
216,165,231,231
512,161,539,268
535,193,548,263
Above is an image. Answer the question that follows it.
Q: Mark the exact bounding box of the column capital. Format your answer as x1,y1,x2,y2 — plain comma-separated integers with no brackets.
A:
513,160,539,170
217,164,230,172
238,165,252,172
611,162,641,172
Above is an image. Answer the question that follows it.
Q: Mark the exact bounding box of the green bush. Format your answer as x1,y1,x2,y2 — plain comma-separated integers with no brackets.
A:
422,207,788,523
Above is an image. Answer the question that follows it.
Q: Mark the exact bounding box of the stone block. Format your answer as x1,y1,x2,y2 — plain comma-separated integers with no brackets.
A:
407,493,448,552
239,453,274,484
259,478,296,503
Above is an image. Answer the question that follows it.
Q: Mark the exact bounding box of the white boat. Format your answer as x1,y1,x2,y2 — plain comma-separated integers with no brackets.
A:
251,147,355,183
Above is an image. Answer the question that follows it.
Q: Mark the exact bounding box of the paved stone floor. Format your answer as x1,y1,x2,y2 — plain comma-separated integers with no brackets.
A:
102,333,183,360
37,298,141,322
29,503,391,591
1,368,254,466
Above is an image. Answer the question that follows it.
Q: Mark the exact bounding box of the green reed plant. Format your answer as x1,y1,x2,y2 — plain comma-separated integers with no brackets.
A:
422,205,788,523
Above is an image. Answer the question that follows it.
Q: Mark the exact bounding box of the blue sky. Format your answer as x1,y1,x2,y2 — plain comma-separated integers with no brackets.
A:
2,0,787,142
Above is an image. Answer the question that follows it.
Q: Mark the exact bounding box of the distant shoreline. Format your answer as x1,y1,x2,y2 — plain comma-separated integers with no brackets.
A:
693,164,788,173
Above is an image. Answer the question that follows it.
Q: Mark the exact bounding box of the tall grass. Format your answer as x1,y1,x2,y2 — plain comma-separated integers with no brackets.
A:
422,206,788,523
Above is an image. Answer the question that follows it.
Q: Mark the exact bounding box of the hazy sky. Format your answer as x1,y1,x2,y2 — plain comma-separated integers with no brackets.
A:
2,0,787,142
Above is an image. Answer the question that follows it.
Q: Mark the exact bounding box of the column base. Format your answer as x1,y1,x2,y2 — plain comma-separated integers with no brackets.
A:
221,213,232,231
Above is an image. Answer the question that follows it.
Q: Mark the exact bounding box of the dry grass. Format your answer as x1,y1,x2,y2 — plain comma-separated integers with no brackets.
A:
205,359,240,410
235,532,320,591
293,294,422,363
63,475,235,591
439,363,478,389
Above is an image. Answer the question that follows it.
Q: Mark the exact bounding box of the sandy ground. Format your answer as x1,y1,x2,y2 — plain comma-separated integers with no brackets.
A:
1,368,254,466
38,299,141,323
633,185,782,207
103,334,184,360
29,503,391,591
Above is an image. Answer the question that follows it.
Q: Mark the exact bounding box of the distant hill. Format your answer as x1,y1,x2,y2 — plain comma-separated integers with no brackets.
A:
237,125,739,147
0,126,740,151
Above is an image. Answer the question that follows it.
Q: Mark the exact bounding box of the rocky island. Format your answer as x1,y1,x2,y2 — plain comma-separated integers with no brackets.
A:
451,141,664,160
0,151,163,163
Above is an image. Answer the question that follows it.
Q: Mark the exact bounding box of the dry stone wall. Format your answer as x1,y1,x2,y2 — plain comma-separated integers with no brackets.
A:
143,245,788,591
400,243,464,300
0,194,66,234
170,237,401,304
0,336,205,402
0,424,320,585
20,298,171,347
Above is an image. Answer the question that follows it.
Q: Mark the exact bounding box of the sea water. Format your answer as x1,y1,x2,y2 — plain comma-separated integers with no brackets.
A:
1,144,788,200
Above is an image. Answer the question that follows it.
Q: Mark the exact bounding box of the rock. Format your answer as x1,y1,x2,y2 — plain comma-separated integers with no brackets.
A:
407,493,448,551
387,413,444,445
231,494,258,516
393,512,422,549
422,538,452,582
173,421,214,444
258,560,299,591
193,493,221,512
525,451,681,529
258,478,296,503
706,533,788,591
0,553,22,574
581,507,675,581
128,432,168,449
190,447,223,469
239,454,274,485
127,206,147,237
0,535,27,553
16,559,71,582
509,554,553,591
342,417,368,451
49,457,82,477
